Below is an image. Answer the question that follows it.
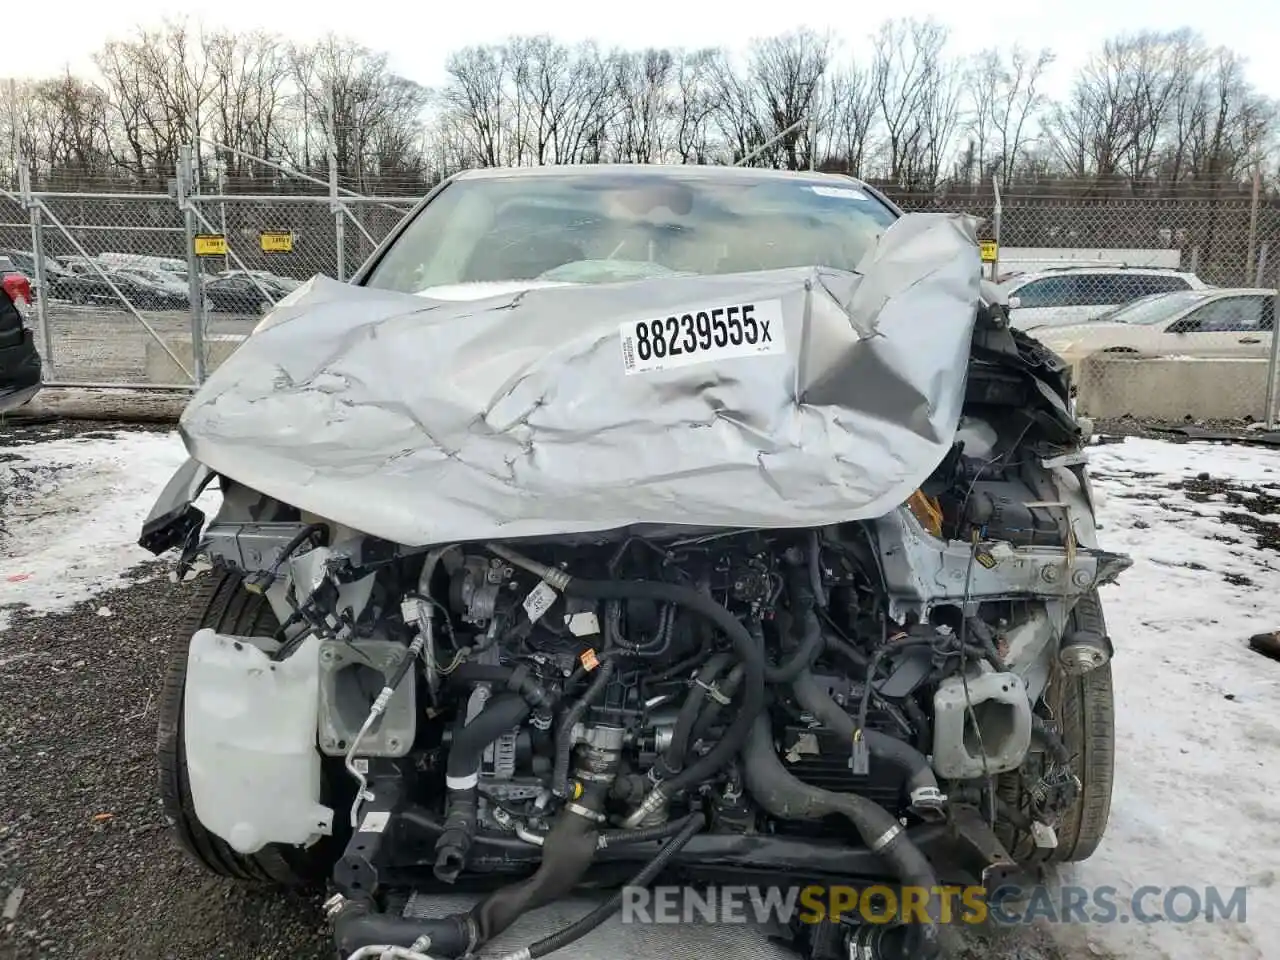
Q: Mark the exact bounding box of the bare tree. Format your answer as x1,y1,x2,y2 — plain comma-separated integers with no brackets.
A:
965,46,1054,182
442,44,509,167
870,18,955,188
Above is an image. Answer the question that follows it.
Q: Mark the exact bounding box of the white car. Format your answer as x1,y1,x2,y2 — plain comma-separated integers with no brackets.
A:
1001,266,1209,330
1031,288,1277,363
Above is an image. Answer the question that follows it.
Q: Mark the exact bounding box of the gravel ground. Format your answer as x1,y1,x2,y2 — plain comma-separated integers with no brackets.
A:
0,570,332,960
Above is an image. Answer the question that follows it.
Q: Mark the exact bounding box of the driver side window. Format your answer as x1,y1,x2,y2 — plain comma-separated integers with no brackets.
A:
1173,297,1269,333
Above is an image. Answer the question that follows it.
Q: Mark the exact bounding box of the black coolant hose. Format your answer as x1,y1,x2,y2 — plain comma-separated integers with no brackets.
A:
791,670,943,812
757,555,824,685
760,609,825,684
465,778,613,950
332,902,471,959
484,543,768,815
654,652,735,779
551,656,617,797
513,812,707,960
434,693,531,883
687,662,745,749
337,786,614,959
448,662,555,717
740,714,953,960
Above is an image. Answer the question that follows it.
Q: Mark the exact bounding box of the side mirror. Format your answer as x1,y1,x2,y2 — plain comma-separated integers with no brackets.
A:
1167,318,1193,334
1007,295,1021,310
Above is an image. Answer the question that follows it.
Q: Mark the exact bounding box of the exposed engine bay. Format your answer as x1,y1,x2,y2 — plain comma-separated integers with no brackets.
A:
137,194,1131,960
142,316,1129,960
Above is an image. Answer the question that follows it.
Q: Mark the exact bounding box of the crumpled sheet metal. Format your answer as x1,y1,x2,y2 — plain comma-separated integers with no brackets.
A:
178,212,982,547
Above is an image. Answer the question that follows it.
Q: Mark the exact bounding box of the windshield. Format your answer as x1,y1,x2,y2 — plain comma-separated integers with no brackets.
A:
1098,290,1213,325
363,172,899,294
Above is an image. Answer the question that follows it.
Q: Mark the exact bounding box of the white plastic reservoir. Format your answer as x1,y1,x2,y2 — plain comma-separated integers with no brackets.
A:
183,628,334,854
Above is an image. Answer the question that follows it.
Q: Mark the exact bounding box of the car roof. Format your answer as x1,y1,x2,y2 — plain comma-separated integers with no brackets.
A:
1006,265,1197,281
449,163,874,190
1193,287,1277,297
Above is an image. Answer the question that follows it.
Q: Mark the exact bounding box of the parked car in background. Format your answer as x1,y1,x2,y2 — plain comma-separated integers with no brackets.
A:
1000,265,1209,330
1030,288,1276,363
202,273,282,313
52,269,188,311
118,267,190,300
0,261,40,412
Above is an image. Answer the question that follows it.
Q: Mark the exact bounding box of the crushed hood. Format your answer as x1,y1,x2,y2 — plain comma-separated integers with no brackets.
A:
178,212,983,547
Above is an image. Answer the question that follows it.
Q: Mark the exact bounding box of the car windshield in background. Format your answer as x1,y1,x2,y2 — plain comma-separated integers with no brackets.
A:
363,172,899,294
1104,290,1213,324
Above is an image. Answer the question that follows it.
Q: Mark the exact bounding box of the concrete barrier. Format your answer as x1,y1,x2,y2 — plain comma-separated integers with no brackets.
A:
8,387,191,422
144,334,247,385
1075,355,1271,421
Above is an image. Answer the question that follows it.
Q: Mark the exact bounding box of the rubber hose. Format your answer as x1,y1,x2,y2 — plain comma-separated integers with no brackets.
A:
808,529,828,608
686,663,745,752
899,694,931,754
466,783,610,948
824,632,870,670
448,662,554,712
435,693,531,882
524,813,707,959
645,627,712,685
551,657,617,797
739,714,950,960
562,578,765,796
762,609,825,684
332,902,470,959
446,693,530,780
657,652,735,777
791,670,942,801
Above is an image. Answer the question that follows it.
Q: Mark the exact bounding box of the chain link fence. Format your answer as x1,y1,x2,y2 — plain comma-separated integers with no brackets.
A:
895,183,1280,426
5,162,1280,428
0,148,417,390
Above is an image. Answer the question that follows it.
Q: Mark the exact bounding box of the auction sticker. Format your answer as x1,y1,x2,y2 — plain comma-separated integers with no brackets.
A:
620,299,786,374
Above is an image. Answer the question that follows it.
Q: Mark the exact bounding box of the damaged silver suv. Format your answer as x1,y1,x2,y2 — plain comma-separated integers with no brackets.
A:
139,165,1130,960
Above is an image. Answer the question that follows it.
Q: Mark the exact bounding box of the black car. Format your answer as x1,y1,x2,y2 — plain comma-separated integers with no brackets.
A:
202,274,280,314
0,269,40,412
51,270,188,311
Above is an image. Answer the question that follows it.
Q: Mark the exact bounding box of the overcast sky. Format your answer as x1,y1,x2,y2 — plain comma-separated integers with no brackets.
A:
6,0,1277,101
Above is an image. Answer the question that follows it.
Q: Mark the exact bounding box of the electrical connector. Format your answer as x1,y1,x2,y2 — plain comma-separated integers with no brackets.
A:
849,732,870,775
242,569,276,595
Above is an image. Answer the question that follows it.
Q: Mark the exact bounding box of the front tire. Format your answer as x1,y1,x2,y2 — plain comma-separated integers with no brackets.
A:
157,568,341,887
996,594,1115,864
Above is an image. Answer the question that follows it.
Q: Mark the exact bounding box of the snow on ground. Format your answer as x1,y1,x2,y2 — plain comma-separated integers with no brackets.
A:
1048,437,1280,960
1,429,1279,959
0,428,212,631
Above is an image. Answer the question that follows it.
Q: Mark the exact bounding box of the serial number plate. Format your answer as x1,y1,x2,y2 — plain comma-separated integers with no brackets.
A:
620,299,786,374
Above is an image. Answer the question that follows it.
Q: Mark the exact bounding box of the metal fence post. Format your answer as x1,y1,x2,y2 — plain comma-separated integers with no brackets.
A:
1246,164,1261,285
327,86,345,281
1266,289,1280,431
990,174,1003,283
18,160,54,377
177,144,207,384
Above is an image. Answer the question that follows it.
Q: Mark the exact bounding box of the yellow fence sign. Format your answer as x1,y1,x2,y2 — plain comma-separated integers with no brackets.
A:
194,234,227,257
260,231,294,254
980,240,998,263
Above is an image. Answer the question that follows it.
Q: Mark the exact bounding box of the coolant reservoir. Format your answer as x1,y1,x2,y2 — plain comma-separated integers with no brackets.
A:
183,628,334,854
